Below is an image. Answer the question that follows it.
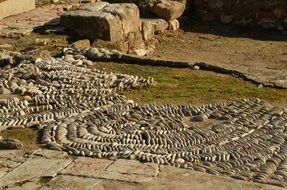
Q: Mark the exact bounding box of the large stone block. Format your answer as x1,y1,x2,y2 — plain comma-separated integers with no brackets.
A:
0,0,35,20
61,2,141,42
149,0,185,21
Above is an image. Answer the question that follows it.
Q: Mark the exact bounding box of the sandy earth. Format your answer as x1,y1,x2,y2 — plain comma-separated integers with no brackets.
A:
153,21,287,88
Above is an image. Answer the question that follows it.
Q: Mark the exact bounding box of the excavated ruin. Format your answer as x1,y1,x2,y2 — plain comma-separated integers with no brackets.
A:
0,49,287,188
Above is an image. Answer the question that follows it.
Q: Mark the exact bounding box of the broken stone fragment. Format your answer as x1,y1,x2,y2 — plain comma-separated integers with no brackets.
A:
71,39,91,50
141,18,168,40
134,48,148,56
149,0,185,21
141,20,155,40
168,19,180,31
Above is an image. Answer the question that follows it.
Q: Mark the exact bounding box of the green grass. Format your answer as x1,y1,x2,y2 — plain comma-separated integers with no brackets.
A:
13,33,68,57
2,128,40,151
93,62,287,107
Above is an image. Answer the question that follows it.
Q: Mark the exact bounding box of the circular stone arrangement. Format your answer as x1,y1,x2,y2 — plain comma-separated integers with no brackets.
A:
0,52,287,188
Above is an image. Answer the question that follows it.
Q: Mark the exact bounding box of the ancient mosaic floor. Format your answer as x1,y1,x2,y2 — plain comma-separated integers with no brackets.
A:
0,49,287,188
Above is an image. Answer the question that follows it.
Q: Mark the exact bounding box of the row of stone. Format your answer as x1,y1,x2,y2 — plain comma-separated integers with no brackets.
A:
1,50,287,188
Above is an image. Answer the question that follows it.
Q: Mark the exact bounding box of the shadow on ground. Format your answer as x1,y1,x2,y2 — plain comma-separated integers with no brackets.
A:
180,17,287,42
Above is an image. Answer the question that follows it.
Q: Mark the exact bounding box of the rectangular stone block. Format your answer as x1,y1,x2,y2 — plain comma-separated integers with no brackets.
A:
61,10,123,42
60,2,141,42
0,0,35,20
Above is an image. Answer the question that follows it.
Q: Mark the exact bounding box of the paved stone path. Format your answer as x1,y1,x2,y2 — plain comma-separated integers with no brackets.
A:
0,149,284,190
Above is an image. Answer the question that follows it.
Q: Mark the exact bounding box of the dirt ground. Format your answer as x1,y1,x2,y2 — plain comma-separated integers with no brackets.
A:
153,19,287,88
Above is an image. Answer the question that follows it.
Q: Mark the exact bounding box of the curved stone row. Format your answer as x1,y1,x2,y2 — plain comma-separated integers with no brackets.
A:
0,54,287,188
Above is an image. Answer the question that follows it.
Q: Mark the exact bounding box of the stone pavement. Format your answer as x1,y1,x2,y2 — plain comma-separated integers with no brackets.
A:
0,5,63,36
0,0,35,20
0,149,284,190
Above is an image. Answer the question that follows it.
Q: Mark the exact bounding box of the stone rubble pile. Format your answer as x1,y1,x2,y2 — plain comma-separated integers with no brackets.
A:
193,0,287,30
0,50,287,187
62,45,120,63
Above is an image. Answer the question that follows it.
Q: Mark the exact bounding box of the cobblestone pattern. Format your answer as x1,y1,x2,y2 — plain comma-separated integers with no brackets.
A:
0,52,287,188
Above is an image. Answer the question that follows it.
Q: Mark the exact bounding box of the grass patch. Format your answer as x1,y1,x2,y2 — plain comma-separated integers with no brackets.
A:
12,33,68,57
1,127,40,151
93,62,287,107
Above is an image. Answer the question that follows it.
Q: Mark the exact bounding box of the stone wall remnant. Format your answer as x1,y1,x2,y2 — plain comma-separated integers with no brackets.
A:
106,0,186,21
192,0,287,30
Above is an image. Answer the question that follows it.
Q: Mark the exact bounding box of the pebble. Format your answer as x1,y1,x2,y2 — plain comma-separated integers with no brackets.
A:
0,47,286,188
175,158,185,164
193,65,200,70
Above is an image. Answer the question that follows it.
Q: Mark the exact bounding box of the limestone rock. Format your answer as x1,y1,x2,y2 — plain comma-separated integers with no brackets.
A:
103,3,141,37
71,39,91,50
61,2,141,42
134,48,148,56
168,19,179,31
150,0,185,21
141,18,168,40
141,20,155,40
